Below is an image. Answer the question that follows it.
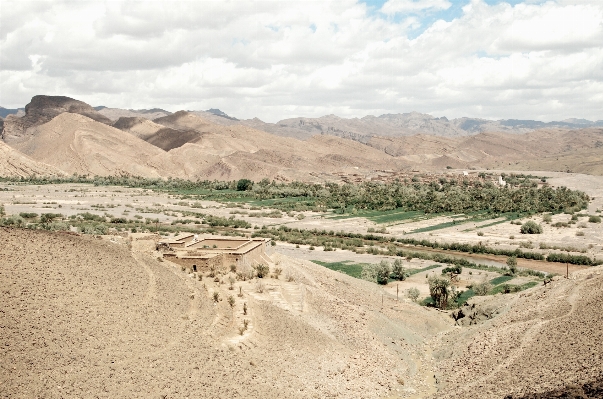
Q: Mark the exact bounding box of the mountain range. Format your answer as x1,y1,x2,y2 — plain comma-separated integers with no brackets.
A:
1,95,602,180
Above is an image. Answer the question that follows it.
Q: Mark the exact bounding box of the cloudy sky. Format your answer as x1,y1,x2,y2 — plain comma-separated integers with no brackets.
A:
1,0,602,122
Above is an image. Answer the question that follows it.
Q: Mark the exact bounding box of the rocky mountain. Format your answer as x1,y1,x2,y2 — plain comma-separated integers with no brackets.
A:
2,94,603,179
0,139,64,177
0,106,24,118
1,95,112,143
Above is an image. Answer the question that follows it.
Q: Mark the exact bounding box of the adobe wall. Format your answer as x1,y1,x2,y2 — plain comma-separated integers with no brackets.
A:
167,254,222,272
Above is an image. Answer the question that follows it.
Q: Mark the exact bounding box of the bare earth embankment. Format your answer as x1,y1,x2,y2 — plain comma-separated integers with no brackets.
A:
0,227,454,399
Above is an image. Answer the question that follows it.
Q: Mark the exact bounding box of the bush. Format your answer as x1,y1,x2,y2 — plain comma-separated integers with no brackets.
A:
19,212,38,219
520,221,543,234
375,260,391,285
390,259,408,281
473,280,492,296
442,265,462,275
576,231,585,236
407,287,420,302
255,264,269,278
542,214,552,223
588,215,601,223
506,256,518,274
236,179,253,191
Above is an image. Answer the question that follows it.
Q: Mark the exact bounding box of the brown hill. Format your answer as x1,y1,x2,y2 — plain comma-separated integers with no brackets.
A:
0,140,64,177
1,95,112,144
97,107,171,121
434,267,603,398
112,116,199,151
0,227,451,399
12,113,179,177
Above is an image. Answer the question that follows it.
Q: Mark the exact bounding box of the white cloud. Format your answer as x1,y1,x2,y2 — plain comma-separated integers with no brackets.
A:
380,0,452,15
0,0,602,122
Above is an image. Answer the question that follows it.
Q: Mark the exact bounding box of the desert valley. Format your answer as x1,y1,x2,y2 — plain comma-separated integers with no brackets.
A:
1,94,602,398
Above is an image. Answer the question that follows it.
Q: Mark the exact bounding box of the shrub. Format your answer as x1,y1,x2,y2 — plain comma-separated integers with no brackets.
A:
473,280,492,296
506,256,518,274
390,259,408,281
576,231,585,236
477,231,484,236
542,214,552,223
375,260,391,285
407,287,420,302
588,215,601,223
236,179,253,191
212,292,220,302
19,212,38,219
227,295,235,308
255,280,265,293
255,264,269,278
520,221,543,234
442,265,462,275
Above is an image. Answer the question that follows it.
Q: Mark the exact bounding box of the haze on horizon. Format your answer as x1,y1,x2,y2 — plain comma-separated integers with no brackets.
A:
1,0,602,123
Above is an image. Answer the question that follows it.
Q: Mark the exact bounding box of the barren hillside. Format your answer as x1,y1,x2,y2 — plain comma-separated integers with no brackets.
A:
1,95,112,143
0,140,64,177
12,113,180,177
432,267,603,398
0,227,452,399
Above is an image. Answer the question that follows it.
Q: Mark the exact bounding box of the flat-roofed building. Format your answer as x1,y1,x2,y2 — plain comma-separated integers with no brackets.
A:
157,235,272,271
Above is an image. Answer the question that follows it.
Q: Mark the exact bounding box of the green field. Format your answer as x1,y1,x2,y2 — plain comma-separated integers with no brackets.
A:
489,275,515,285
327,209,429,224
311,260,365,278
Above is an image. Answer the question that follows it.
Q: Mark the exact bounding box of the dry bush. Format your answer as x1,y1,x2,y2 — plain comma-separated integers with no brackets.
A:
212,292,220,302
407,287,420,302
473,279,492,296
255,280,265,293
255,264,269,278
227,295,235,308
284,269,295,282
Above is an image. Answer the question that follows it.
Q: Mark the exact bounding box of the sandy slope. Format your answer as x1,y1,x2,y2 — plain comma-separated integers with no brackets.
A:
12,113,180,177
432,268,603,398
0,228,453,398
0,140,64,177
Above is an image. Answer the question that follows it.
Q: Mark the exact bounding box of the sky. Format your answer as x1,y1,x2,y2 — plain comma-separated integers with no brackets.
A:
1,0,602,122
